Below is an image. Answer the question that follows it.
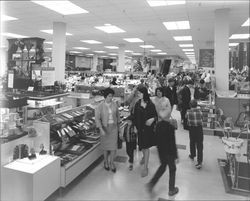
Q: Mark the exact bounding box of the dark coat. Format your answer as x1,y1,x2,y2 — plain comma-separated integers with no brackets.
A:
163,86,178,107
155,120,178,159
180,85,191,109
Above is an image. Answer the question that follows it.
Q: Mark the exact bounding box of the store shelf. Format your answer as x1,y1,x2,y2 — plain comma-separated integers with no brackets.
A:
28,93,69,101
28,101,63,109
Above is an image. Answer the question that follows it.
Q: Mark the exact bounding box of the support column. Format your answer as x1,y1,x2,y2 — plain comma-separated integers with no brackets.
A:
52,22,66,82
156,59,160,72
92,54,98,72
214,8,230,91
117,44,125,72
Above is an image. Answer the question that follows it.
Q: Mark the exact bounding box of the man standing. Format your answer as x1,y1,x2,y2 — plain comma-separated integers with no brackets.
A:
163,77,178,110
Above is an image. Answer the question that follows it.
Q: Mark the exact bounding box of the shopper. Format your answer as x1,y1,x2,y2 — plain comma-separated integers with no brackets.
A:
95,87,120,173
186,99,204,169
163,77,178,110
134,86,157,177
111,77,118,85
179,77,191,130
123,86,140,170
146,105,179,196
151,87,171,120
194,79,210,100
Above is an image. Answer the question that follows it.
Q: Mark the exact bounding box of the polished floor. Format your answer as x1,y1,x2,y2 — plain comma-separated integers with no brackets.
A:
49,109,250,201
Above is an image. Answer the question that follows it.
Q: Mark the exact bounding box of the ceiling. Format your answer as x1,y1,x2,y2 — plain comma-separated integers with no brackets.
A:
2,0,250,63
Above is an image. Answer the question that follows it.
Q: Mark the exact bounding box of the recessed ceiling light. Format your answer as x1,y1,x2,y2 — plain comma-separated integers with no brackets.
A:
229,34,250,39
94,51,106,53
32,1,88,15
81,40,102,44
163,21,190,30
140,45,155,48
45,48,52,50
86,54,94,56
183,49,194,51
126,56,133,59
185,52,195,54
73,47,89,50
157,52,167,55
108,53,118,56
95,24,125,33
123,38,144,43
125,50,133,53
41,30,72,35
69,51,81,54
132,53,142,55
100,55,108,58
242,18,250,27
44,41,53,44
229,43,239,47
1,15,18,21
174,36,192,41
147,0,186,7
2,32,28,38
179,44,193,47
150,49,162,52
105,46,119,49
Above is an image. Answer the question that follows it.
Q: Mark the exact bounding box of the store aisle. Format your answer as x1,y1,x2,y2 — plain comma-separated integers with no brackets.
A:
48,109,249,201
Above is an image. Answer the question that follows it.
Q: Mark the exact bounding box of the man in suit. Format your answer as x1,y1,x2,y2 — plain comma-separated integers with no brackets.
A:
163,77,178,110
179,77,191,130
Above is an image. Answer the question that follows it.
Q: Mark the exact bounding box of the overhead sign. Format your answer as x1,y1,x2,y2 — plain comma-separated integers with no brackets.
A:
199,49,214,68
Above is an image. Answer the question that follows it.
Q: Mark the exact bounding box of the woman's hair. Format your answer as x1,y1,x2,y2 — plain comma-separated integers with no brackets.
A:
137,86,150,102
200,79,205,84
155,87,164,96
102,87,115,98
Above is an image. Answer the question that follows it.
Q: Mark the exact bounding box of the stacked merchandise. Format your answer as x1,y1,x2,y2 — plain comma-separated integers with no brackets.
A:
200,104,217,129
41,105,100,166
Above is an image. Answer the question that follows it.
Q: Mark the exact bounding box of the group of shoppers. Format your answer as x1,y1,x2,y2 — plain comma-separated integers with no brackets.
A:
95,74,206,197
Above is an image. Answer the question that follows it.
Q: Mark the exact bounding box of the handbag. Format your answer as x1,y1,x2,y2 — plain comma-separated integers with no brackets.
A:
169,116,178,130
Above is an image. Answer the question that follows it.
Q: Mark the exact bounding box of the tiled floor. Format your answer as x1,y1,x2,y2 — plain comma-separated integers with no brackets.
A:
49,109,250,201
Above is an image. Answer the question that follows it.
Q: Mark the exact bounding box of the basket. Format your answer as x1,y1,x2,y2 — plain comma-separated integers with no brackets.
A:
221,137,244,154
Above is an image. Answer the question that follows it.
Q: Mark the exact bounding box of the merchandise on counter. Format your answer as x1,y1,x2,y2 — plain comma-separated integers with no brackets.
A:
13,144,29,160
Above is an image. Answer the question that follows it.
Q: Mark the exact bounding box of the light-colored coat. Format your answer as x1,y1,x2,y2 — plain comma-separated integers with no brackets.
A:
95,101,120,129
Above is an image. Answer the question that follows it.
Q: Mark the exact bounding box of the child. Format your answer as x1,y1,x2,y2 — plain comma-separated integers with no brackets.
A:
186,99,204,169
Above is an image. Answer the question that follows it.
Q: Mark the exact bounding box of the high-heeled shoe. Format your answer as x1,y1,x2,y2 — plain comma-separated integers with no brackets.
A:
110,163,116,173
104,162,110,171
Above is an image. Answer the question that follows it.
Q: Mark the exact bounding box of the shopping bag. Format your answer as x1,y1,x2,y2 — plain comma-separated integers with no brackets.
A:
169,116,178,130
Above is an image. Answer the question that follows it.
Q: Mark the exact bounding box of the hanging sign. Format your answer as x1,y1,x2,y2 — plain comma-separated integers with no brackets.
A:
199,49,214,68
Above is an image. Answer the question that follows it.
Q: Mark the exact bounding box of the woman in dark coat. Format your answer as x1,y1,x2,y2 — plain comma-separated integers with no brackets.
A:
133,86,157,177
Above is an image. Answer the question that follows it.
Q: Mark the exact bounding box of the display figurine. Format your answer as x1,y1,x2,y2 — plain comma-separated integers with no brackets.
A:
28,148,37,160
39,143,47,155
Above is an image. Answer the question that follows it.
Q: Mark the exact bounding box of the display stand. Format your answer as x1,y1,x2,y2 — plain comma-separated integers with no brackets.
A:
2,155,60,201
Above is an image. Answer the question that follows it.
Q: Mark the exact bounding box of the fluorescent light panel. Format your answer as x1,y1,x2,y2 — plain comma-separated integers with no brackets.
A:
147,0,186,7
174,36,192,41
132,53,142,55
44,41,53,44
157,52,167,55
108,53,118,56
140,45,155,48
163,21,190,30
185,52,195,54
104,46,119,49
95,24,125,33
94,51,106,53
69,51,81,54
179,44,193,47
183,49,194,51
242,18,250,27
1,15,18,21
125,50,133,53
73,47,89,50
41,29,72,35
229,43,239,47
86,54,94,56
2,32,28,38
229,34,250,39
81,40,102,44
32,1,88,15
123,38,144,43
150,49,162,52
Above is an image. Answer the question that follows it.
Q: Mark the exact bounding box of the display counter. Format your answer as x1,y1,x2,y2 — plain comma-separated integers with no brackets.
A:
215,92,250,124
